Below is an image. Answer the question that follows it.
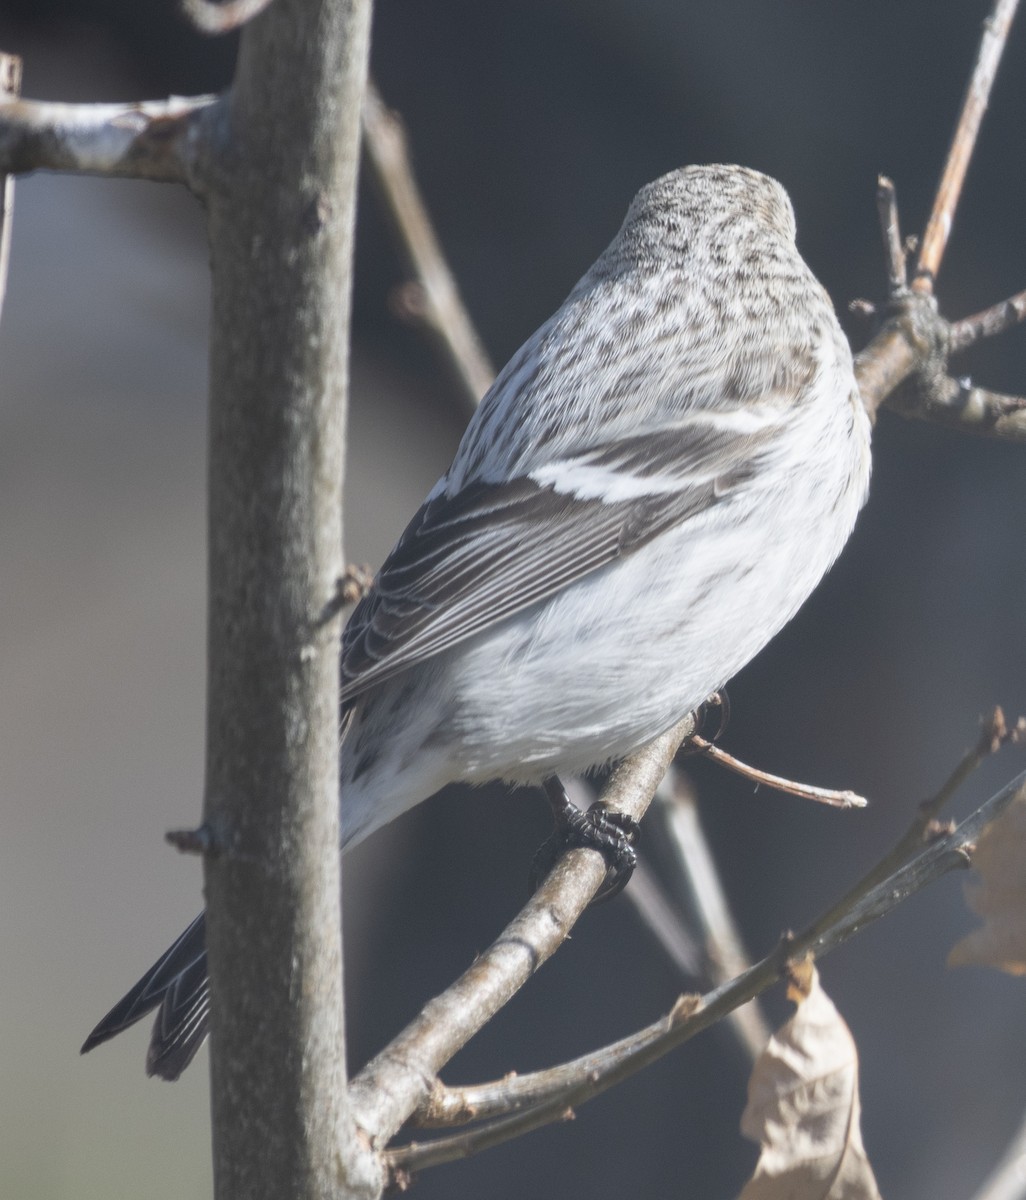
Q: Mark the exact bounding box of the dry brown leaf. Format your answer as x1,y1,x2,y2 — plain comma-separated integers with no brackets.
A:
737,965,881,1200
949,785,1026,975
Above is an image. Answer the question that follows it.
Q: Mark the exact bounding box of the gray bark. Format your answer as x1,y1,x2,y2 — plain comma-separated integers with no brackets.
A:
200,1,379,1196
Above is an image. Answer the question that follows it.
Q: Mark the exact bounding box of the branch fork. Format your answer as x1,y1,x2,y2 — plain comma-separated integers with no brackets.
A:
856,0,1026,438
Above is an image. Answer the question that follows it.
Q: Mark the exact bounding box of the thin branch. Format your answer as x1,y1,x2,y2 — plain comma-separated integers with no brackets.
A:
347,715,698,1146
654,771,772,1060
361,82,495,412
857,254,1026,441
388,766,1026,1175
560,770,774,1065
950,288,1026,352
902,374,1026,440
913,0,1020,289
558,775,765,1065
876,175,907,293
798,707,1023,946
690,737,867,809
182,0,274,34
908,707,1023,844
553,777,710,980
0,94,220,187
0,53,21,323
622,859,705,978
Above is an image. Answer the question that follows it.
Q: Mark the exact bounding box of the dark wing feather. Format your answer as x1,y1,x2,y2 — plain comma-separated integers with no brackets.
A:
341,422,772,702
81,911,210,1081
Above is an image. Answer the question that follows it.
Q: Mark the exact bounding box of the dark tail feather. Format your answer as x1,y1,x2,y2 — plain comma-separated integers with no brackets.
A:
81,912,210,1081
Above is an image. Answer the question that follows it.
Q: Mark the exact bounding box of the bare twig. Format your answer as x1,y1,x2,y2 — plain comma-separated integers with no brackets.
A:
182,0,274,34
0,53,21,323
950,289,1026,351
689,736,867,809
801,708,1024,942
876,175,907,293
917,706,1024,829
903,374,1026,441
0,94,220,188
913,0,1020,289
389,767,1026,1174
860,1,1025,440
362,82,495,412
165,823,219,855
339,562,375,605
653,771,772,1060
858,242,1026,441
347,715,698,1146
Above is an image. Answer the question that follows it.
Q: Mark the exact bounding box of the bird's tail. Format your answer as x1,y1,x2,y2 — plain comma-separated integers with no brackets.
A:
80,911,209,1081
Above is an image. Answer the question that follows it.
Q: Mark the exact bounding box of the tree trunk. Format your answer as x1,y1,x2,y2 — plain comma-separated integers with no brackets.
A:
201,1,379,1195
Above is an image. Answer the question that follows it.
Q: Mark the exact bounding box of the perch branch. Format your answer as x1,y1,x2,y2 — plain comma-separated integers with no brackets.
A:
559,775,768,1064
913,0,1020,289
389,766,1026,1173
347,715,698,1146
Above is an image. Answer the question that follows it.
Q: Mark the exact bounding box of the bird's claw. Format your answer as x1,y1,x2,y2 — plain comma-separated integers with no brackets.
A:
530,778,640,901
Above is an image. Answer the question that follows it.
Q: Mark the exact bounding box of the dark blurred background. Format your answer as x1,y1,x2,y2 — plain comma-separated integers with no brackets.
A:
1,2,1025,1197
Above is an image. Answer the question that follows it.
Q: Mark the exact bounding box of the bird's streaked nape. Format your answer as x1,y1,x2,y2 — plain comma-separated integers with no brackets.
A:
82,164,871,1079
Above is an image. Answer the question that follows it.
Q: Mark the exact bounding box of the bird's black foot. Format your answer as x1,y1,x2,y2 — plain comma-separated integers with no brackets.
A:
529,775,641,901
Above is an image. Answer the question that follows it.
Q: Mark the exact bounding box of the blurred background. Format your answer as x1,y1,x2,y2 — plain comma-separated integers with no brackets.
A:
1,2,1025,1197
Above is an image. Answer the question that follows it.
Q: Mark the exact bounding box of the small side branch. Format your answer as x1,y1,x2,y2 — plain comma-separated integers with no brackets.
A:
0,94,221,188
902,375,1026,441
950,289,1026,352
858,1,1025,440
876,175,907,293
690,737,867,809
913,0,1020,288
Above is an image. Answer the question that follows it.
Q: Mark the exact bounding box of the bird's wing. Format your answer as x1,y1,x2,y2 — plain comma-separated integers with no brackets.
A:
341,418,781,703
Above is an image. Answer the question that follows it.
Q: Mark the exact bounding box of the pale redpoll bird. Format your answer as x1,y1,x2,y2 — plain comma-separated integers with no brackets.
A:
82,164,871,1079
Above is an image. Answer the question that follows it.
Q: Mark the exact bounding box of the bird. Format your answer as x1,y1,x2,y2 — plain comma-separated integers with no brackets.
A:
81,163,872,1080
